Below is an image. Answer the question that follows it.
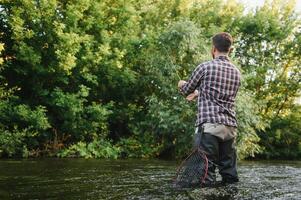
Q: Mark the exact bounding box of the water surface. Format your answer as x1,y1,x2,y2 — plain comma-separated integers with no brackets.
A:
0,159,300,199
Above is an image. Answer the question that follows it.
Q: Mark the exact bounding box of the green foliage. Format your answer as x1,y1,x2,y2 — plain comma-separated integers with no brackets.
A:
258,105,301,159
0,103,50,131
0,39,50,157
57,139,120,159
0,128,34,157
130,95,196,159
234,0,301,121
235,89,267,159
128,19,208,158
0,99,50,157
47,87,112,141
0,42,3,65
116,137,162,158
0,0,300,159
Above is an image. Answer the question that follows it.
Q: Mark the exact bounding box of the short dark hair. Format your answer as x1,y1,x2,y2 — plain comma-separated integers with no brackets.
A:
212,32,233,53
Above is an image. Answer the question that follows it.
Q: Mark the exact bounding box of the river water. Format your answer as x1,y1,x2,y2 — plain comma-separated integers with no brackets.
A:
0,159,300,199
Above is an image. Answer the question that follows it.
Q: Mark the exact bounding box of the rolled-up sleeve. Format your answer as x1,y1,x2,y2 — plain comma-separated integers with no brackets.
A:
180,64,205,96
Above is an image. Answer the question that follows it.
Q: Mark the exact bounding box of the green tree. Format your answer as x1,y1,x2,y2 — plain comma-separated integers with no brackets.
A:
0,0,299,159
259,105,301,159
234,0,301,120
0,0,137,155
0,33,51,157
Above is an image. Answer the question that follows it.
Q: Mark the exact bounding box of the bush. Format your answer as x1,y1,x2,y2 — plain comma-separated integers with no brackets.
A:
117,136,163,158
57,139,120,159
258,105,301,159
0,98,50,157
235,89,267,159
0,128,35,158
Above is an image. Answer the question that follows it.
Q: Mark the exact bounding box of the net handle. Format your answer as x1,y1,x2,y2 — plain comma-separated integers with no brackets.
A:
197,148,208,185
194,126,209,186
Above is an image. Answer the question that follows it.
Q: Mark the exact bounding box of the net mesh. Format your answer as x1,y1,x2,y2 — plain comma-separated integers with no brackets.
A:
174,148,208,188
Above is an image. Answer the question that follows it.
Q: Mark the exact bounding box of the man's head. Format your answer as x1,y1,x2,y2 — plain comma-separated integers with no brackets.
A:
211,32,233,58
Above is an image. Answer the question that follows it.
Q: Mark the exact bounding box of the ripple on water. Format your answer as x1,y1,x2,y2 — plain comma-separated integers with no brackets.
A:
0,159,300,200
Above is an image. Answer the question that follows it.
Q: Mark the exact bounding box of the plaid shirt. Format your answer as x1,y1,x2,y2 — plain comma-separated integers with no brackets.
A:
180,55,241,127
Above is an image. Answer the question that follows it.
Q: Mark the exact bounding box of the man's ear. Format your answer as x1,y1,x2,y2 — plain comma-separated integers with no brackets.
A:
211,46,216,59
229,47,234,55
212,46,217,53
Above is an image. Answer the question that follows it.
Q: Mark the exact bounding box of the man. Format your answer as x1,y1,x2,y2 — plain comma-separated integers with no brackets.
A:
178,32,241,186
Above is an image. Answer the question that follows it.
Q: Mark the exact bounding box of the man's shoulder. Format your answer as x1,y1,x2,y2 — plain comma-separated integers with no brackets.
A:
197,60,214,69
199,59,241,76
200,59,214,66
198,59,230,70
199,58,232,67
197,59,240,72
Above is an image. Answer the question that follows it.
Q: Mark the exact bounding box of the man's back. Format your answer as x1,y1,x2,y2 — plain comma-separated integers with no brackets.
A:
198,55,241,127
180,55,241,127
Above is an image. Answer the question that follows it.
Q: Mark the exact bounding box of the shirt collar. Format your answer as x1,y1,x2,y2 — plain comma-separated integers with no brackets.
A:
215,55,230,61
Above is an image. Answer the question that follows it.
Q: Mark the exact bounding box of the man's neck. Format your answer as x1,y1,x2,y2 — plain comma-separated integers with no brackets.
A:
214,52,228,58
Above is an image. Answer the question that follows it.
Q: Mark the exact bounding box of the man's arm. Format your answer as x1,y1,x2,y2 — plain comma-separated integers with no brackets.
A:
178,64,205,96
186,90,199,101
178,81,198,101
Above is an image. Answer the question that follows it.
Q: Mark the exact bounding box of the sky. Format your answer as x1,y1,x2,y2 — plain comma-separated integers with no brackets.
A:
239,0,301,13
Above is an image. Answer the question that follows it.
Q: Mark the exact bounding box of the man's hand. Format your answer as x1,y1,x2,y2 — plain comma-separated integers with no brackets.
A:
186,90,199,101
178,80,187,89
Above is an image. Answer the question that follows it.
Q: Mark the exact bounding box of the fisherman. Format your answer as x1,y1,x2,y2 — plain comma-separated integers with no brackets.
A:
178,32,241,186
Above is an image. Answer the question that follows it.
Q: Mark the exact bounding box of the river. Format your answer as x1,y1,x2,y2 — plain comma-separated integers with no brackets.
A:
0,159,300,199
